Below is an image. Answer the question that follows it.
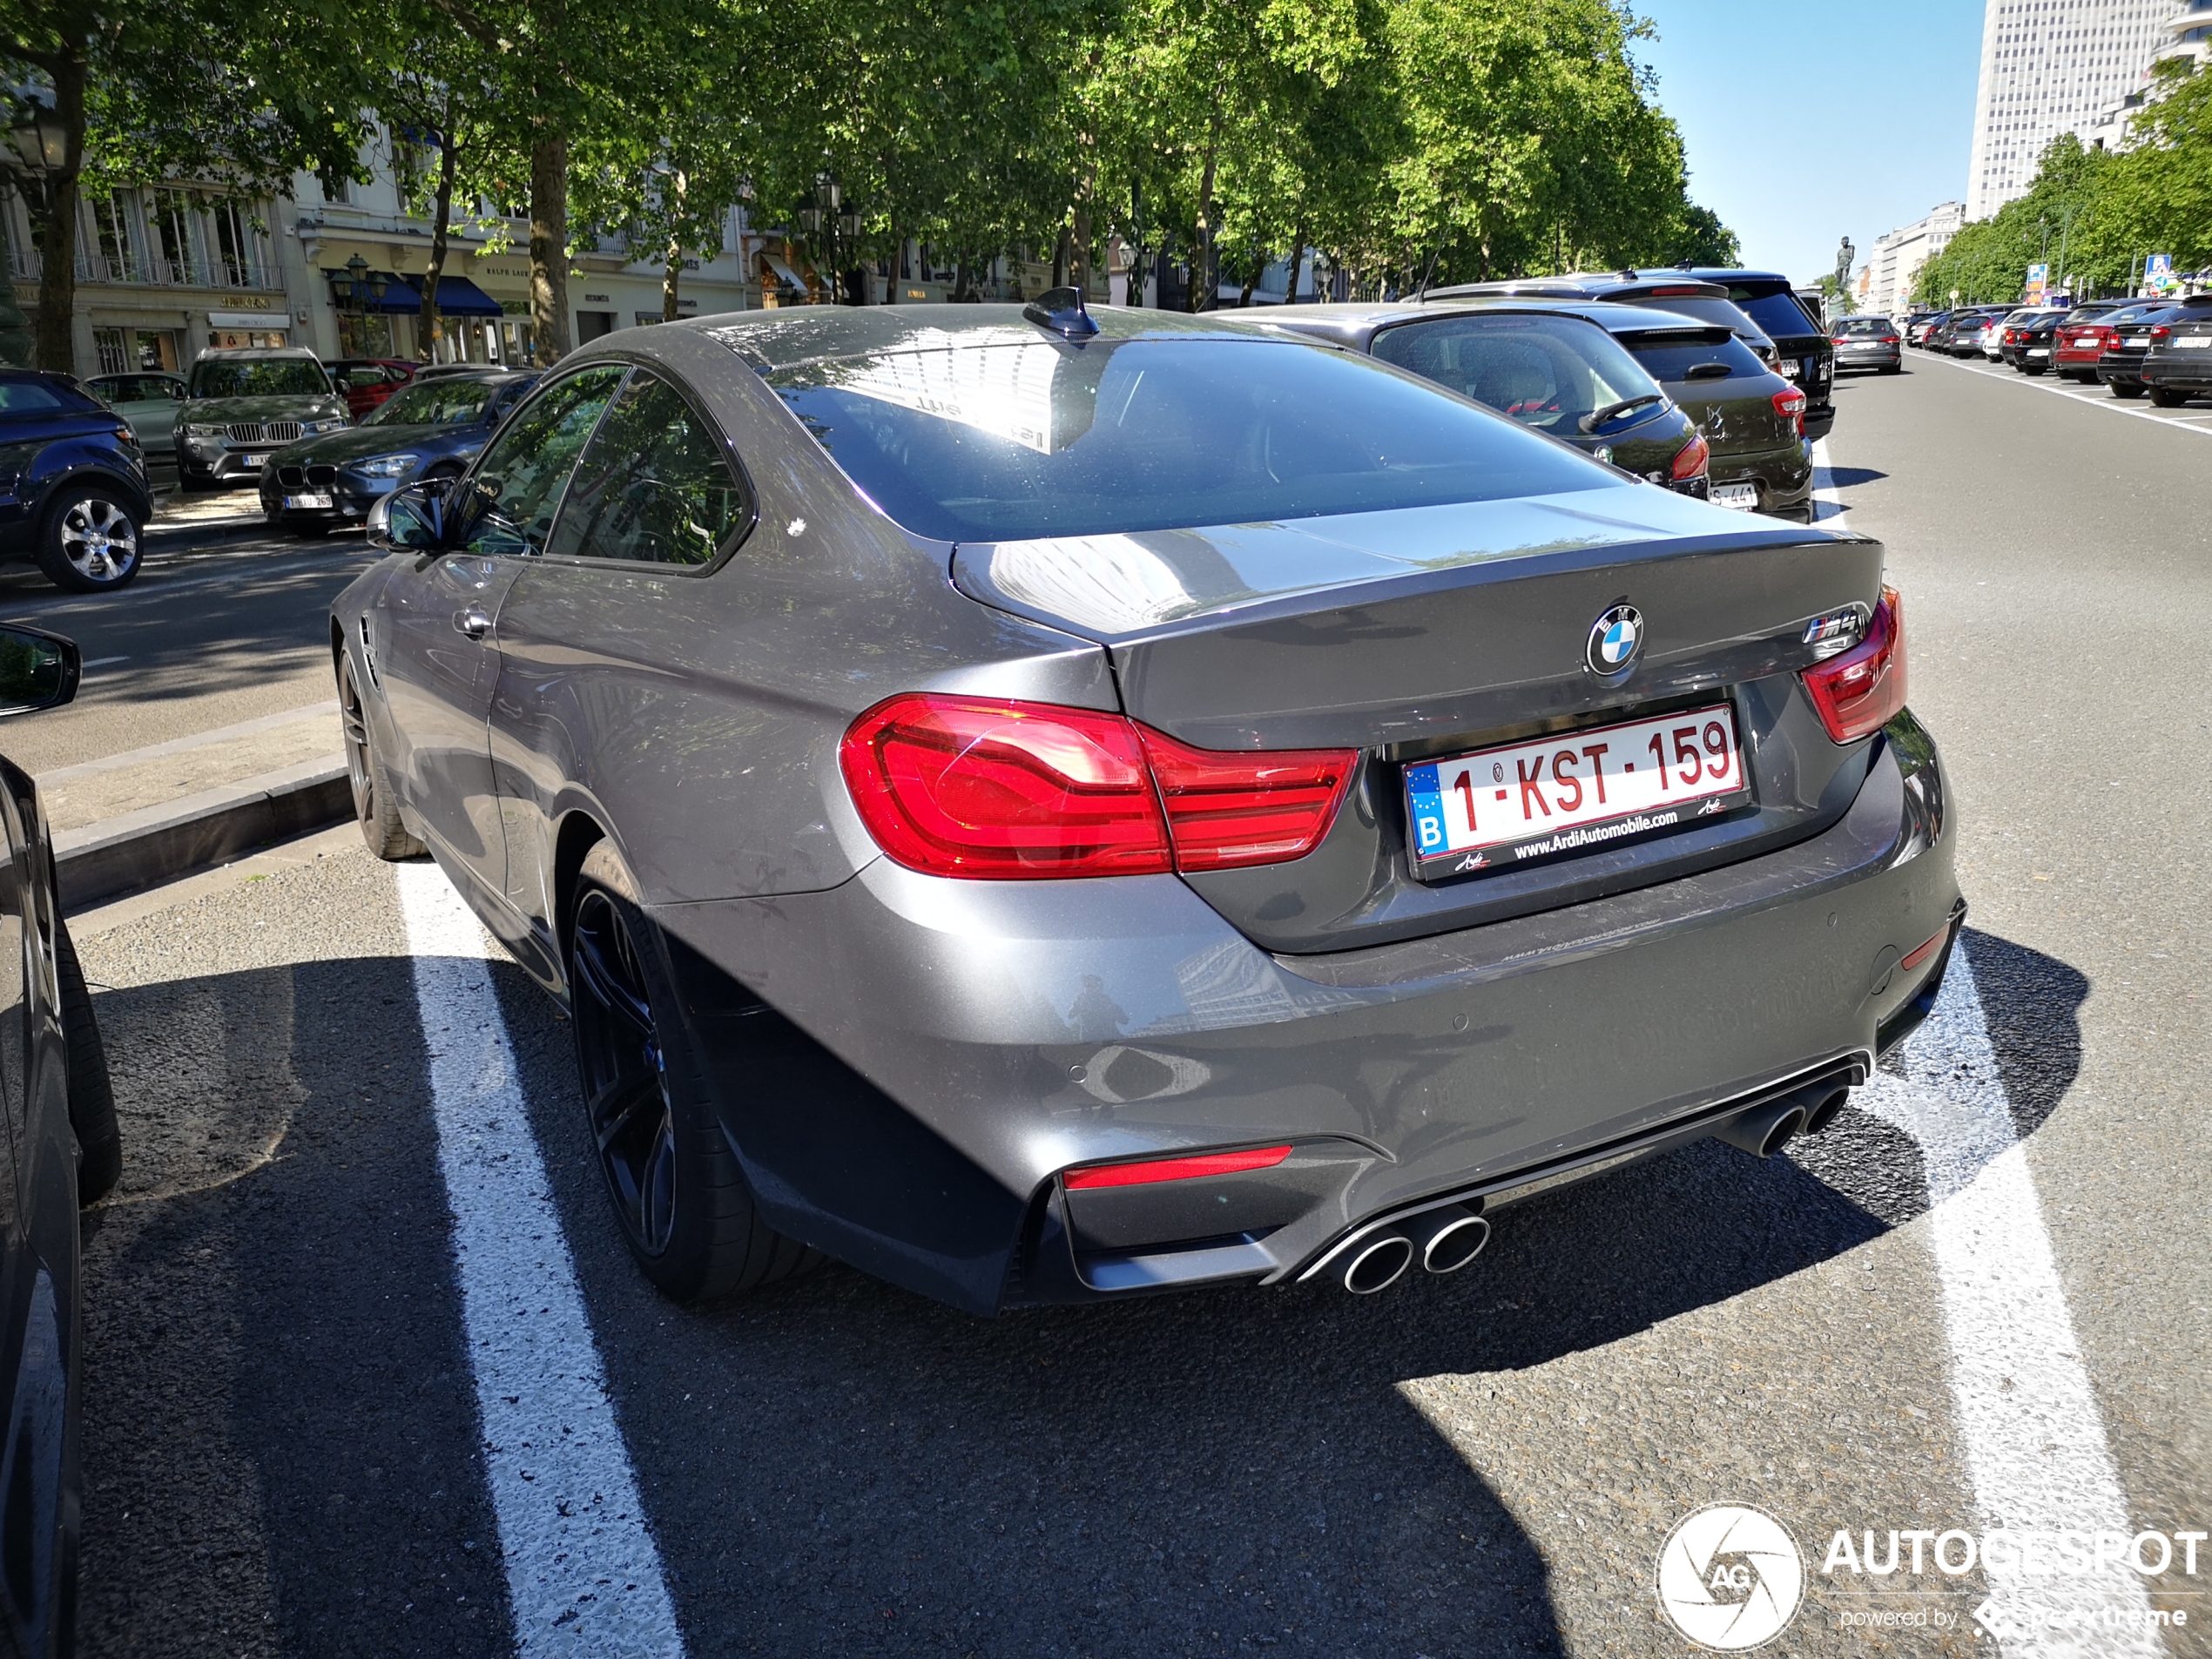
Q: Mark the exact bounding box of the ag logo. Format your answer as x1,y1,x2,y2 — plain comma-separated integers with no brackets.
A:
1656,1503,1804,1650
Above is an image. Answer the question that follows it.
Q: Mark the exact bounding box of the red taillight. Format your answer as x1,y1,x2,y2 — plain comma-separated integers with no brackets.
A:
1880,335,1899,344
1802,586,1906,744
839,694,1355,880
1669,430,1710,481
1770,385,1805,436
1135,725,1356,872
1063,1143,1293,1190
2150,325,2171,341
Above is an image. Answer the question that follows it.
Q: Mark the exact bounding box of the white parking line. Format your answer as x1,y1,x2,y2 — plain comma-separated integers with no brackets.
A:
1920,350,2212,438
397,860,686,1658
1862,946,2157,1656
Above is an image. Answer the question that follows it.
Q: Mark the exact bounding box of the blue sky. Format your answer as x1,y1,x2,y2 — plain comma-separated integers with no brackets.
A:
1634,0,1986,285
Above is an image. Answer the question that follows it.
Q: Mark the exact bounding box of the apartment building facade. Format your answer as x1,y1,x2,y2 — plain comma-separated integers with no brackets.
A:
1865,202,1968,315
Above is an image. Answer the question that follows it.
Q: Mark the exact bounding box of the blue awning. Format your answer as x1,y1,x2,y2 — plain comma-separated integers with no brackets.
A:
320,271,508,317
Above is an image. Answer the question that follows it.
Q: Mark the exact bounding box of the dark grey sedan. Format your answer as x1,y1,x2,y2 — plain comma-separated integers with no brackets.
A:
1831,315,1903,374
332,297,1959,1314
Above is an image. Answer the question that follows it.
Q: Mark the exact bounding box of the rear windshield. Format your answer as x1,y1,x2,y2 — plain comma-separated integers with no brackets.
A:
769,335,1614,543
1616,334,1770,385
2104,305,2170,326
1634,295,1767,341
1836,318,1895,336
1370,314,1662,435
1731,289,1819,338
188,360,331,399
368,378,499,427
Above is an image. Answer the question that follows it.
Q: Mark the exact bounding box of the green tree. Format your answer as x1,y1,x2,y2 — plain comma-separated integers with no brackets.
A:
2,0,364,371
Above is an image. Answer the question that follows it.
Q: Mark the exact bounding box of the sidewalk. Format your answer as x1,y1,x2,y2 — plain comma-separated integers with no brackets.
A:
39,701,349,908
145,486,273,550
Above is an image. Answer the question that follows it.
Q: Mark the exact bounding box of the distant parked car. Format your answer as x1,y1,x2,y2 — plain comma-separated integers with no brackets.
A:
259,367,541,536
0,368,152,591
327,357,418,421
1905,313,1946,347
1940,312,2006,357
84,370,186,452
1997,308,2075,374
1831,316,1902,374
1982,311,2028,361
1254,300,1713,496
2095,296,2212,397
2054,300,2161,382
175,348,350,491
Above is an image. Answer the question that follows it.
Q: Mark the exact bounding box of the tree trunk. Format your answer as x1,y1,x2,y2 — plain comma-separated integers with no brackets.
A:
419,127,459,361
1071,206,1091,298
661,169,687,321
528,135,570,365
1238,252,1266,309
1188,113,1221,313
1050,225,1069,290
1283,220,1306,305
30,40,88,374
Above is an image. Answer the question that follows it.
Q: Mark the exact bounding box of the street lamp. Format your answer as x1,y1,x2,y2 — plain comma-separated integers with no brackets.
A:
6,105,65,175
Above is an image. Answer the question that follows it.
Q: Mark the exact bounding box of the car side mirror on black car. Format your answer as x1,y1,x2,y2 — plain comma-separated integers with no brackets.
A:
367,479,448,552
0,624,79,715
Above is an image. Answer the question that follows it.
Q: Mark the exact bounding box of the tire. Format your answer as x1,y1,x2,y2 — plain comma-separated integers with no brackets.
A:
54,919,119,1205
2111,381,2146,399
566,840,821,1303
2148,385,2186,408
35,487,142,594
1880,364,1903,375
2022,364,2046,376
286,521,332,540
336,649,424,860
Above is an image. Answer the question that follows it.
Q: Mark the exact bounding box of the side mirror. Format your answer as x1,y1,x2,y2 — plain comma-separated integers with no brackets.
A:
368,479,448,551
0,625,78,715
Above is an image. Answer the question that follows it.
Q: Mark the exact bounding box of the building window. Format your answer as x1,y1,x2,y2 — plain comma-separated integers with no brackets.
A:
88,191,138,283
210,199,266,288
91,327,128,375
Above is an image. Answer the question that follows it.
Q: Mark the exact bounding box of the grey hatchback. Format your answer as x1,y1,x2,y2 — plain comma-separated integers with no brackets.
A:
333,297,1959,1315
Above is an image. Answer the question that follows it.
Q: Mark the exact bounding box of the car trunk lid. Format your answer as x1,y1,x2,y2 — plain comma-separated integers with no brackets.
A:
953,486,1886,953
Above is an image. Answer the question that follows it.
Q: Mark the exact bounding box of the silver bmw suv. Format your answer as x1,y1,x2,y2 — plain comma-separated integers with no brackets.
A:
174,347,349,491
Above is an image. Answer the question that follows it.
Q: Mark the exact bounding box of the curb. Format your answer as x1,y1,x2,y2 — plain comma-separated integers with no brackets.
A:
145,517,273,554
55,756,352,910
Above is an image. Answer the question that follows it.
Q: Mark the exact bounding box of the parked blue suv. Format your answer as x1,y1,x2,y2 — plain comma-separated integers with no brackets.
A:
0,370,152,592
258,367,540,536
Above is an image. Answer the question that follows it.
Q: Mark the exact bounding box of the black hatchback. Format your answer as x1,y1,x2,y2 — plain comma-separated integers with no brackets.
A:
259,368,540,536
2096,296,2212,398
1254,301,1711,496
0,370,152,593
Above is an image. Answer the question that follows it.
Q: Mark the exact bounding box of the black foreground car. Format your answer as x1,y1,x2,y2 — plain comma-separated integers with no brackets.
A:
1255,300,1711,496
260,368,541,536
0,620,119,1651
2098,296,2212,397
2139,308,2212,405
1432,269,1834,439
0,371,152,594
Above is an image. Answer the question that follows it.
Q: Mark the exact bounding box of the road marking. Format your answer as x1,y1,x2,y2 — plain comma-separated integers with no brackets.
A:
397,860,686,1658
1861,945,2157,1656
1810,439,1849,530
1920,350,2212,438
79,656,128,669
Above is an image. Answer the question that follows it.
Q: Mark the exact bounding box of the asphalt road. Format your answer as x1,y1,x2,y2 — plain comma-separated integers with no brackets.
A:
63,360,2211,1657
0,527,378,774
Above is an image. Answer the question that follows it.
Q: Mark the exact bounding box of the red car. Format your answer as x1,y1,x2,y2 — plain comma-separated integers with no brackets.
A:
327,358,417,421
2054,300,2158,382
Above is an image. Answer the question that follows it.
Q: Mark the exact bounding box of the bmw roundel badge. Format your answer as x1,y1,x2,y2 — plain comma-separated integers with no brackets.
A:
1587,604,1643,676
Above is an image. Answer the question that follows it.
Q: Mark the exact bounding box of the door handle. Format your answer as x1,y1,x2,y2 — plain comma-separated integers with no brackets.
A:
453,606,493,640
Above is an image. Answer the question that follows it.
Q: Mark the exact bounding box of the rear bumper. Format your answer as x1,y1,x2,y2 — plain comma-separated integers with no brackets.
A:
2140,358,2212,390
649,711,1957,1313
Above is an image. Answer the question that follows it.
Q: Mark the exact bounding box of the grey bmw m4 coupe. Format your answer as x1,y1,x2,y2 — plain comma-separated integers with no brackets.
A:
333,293,1959,1315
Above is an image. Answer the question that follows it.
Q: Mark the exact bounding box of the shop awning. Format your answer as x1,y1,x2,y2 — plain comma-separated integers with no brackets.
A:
759,252,813,293
320,271,507,316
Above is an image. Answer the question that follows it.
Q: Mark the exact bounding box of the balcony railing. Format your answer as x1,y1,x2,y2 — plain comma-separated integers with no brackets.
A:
4,245,280,291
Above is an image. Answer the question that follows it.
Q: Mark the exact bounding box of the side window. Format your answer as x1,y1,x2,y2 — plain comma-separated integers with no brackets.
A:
543,370,747,568
455,365,627,557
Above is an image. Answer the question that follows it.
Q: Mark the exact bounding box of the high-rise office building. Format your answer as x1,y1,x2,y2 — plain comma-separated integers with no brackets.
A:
1966,0,2179,219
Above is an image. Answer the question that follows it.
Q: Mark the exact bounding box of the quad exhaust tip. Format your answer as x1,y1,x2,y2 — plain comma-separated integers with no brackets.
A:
1715,1098,1808,1159
1341,1203,1493,1292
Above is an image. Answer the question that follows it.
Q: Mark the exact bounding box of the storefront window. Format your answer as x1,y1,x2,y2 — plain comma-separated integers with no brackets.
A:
336,314,396,358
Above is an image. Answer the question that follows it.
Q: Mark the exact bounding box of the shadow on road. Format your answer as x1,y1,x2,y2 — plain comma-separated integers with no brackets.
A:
68,919,2087,1656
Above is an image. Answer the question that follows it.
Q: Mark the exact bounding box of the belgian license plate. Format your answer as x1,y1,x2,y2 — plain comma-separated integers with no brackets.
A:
240,454,266,467
285,492,334,509
1710,482,1759,510
2027,347,2048,357
2126,335,2149,346
1405,703,1750,880
2179,337,2212,349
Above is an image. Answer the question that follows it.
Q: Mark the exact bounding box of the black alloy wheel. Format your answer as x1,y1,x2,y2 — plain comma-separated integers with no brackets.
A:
570,887,679,1258
338,650,423,860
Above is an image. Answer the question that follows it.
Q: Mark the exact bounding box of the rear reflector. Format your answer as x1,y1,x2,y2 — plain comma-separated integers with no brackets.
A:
1901,921,1952,972
1802,585,1906,743
1063,1144,1294,1189
1669,430,1710,482
840,694,1356,880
